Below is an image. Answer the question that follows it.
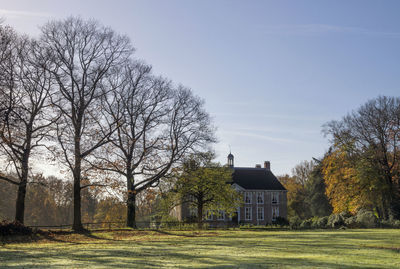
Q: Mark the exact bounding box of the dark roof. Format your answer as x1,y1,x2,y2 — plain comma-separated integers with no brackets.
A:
232,167,286,191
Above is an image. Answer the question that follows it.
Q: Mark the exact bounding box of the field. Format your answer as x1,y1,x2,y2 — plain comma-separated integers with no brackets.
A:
1,229,399,268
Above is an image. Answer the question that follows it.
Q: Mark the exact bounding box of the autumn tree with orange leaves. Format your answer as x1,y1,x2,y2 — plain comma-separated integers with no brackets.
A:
323,96,400,219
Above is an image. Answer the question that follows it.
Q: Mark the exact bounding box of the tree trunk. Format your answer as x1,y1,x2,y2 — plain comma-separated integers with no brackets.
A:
382,196,389,220
72,169,83,231
197,203,203,229
15,181,27,223
375,205,382,220
15,150,30,224
126,173,137,228
72,134,83,231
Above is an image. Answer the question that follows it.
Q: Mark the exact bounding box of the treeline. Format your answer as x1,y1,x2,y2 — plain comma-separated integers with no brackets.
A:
280,96,400,223
0,174,159,227
0,17,214,231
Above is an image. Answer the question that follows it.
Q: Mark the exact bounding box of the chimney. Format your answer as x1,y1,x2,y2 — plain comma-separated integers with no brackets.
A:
264,161,270,170
255,164,261,168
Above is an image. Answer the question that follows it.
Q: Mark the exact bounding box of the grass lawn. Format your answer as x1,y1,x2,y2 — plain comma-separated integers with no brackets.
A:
0,229,399,268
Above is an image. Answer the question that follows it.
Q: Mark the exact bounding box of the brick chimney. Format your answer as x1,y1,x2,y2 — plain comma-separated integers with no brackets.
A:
264,161,270,170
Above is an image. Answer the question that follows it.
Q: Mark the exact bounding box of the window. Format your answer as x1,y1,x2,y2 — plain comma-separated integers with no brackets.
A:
217,210,225,220
206,211,213,220
245,207,252,220
245,192,252,204
271,192,279,204
257,207,264,220
257,192,264,204
272,206,279,221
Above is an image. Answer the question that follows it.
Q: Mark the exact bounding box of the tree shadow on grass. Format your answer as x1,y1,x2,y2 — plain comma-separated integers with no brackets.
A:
0,230,124,246
151,229,219,238
0,243,385,269
1,230,399,268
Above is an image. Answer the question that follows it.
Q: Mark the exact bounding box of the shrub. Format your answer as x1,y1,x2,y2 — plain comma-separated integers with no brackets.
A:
0,221,33,236
240,223,254,229
344,216,359,228
158,215,182,229
316,216,329,229
310,216,329,229
272,216,289,226
327,213,345,228
300,219,312,229
379,219,394,228
310,217,319,229
339,211,352,219
356,209,377,228
289,216,301,230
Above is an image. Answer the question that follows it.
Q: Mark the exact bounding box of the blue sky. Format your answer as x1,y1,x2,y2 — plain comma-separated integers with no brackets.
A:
2,0,400,175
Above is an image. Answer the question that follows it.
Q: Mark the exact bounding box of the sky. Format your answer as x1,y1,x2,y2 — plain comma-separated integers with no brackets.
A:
1,0,400,176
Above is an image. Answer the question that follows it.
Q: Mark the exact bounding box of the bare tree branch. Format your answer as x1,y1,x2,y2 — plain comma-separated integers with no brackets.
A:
40,17,133,231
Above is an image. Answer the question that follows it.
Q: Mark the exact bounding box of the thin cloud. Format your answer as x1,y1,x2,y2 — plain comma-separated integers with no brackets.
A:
213,111,327,122
236,126,320,136
0,8,51,19
262,24,400,38
220,130,296,144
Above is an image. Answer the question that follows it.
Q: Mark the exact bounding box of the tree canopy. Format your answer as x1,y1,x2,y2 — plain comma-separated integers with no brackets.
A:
162,152,241,226
323,96,400,219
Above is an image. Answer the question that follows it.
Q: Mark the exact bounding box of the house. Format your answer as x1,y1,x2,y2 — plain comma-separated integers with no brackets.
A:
171,153,287,225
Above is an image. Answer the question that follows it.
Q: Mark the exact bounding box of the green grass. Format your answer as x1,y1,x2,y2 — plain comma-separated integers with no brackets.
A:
1,229,399,268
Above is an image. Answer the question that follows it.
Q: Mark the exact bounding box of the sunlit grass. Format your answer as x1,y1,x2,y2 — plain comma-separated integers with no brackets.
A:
1,229,399,268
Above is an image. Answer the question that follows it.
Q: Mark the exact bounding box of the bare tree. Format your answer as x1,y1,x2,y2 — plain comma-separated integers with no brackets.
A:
93,61,215,228
292,160,315,186
40,17,133,231
0,26,54,223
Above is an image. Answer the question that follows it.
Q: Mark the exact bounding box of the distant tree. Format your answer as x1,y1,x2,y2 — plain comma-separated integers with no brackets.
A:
0,176,17,221
46,176,73,225
324,96,400,219
292,160,315,186
40,17,133,231
136,188,158,222
24,174,59,226
1,174,73,226
304,160,332,217
0,25,55,224
94,197,126,227
165,152,241,228
279,158,331,219
278,174,309,219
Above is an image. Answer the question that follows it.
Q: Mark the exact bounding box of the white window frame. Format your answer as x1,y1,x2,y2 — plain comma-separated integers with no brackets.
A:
272,206,279,220
245,192,252,204
217,210,225,220
257,192,264,204
257,207,264,220
271,192,279,204
245,207,252,220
